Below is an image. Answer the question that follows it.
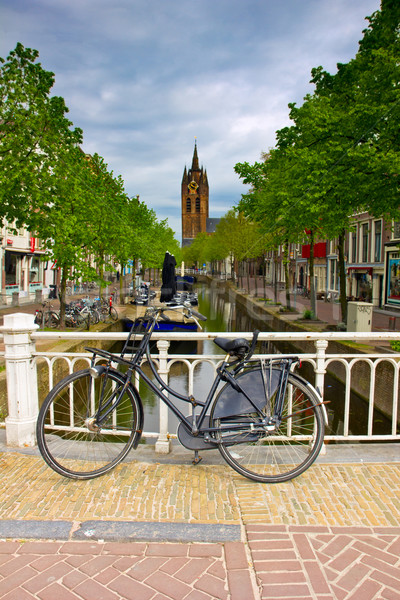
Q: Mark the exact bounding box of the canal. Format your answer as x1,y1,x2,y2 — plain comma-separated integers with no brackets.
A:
139,282,392,440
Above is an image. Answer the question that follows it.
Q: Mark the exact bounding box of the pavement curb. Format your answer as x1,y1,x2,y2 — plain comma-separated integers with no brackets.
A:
0,519,242,543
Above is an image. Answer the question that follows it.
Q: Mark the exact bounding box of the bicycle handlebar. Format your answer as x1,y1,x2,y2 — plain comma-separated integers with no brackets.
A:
190,309,207,322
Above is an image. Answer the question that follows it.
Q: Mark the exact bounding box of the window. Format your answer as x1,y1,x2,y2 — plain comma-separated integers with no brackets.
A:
186,198,191,212
329,258,338,290
393,221,400,240
351,231,357,263
195,198,200,213
374,220,382,263
362,223,369,263
29,257,40,283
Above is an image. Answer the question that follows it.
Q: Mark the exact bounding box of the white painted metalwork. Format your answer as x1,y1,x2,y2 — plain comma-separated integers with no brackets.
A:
0,313,399,449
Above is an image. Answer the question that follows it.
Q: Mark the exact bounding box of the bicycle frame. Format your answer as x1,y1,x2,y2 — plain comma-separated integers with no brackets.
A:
87,307,300,441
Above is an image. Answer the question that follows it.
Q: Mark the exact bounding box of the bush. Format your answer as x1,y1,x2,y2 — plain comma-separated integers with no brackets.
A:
302,309,315,320
390,340,400,352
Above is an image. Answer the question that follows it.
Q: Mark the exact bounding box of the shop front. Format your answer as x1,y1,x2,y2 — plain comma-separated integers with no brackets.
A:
347,267,373,303
3,249,44,300
385,247,400,309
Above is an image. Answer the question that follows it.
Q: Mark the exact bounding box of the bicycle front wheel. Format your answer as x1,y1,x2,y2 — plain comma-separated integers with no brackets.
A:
36,369,142,479
210,369,325,483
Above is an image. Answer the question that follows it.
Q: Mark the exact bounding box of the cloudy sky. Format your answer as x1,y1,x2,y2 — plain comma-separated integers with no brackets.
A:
1,0,381,241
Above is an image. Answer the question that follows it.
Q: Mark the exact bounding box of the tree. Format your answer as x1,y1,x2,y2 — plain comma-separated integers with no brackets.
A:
0,43,83,226
235,0,400,323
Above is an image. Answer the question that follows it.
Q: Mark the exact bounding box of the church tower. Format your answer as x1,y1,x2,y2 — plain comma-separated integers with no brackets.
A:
181,142,209,247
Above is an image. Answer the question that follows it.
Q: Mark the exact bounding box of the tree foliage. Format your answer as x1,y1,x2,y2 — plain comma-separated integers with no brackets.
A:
0,43,180,324
234,1,400,322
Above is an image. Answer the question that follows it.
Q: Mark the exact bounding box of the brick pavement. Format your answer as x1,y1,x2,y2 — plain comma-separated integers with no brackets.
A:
0,449,400,599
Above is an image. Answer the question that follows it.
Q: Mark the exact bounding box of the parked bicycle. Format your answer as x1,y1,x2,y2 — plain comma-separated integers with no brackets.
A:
96,294,118,323
36,304,327,483
34,302,59,329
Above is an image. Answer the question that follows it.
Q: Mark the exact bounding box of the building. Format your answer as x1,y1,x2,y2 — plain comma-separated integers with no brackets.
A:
0,221,54,305
181,142,214,247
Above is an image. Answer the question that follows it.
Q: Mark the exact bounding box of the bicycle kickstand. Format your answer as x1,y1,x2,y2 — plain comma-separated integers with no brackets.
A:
192,451,203,465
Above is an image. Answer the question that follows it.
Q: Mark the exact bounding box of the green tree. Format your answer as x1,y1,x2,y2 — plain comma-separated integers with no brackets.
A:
235,0,400,323
0,43,83,225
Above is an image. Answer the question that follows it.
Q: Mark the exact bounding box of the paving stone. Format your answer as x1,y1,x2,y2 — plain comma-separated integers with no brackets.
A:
1,449,400,599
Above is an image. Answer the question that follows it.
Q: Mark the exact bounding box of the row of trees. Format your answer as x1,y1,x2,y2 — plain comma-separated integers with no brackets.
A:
182,209,267,287
232,0,400,323
0,43,180,324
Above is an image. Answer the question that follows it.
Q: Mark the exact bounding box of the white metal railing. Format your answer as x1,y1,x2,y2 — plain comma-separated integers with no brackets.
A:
0,312,399,450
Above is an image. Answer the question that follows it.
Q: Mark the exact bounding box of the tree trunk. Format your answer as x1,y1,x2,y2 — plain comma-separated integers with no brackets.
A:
309,230,317,318
283,242,291,310
338,230,348,324
263,258,266,300
119,263,125,304
59,267,68,329
273,250,278,303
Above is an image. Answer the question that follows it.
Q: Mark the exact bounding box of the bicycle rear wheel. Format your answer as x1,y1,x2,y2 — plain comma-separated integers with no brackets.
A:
210,369,325,483
36,369,142,479
100,306,118,323
45,311,59,328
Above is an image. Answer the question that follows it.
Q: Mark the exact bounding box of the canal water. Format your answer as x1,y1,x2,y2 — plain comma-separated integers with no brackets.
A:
139,282,392,439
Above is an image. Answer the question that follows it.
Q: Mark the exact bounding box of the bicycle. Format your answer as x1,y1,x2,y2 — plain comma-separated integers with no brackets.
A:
34,302,59,329
36,304,327,483
98,295,118,323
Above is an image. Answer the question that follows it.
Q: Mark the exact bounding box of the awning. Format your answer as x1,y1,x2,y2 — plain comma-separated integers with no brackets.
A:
347,267,373,276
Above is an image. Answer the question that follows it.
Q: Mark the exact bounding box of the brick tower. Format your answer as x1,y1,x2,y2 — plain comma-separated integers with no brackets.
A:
181,142,209,247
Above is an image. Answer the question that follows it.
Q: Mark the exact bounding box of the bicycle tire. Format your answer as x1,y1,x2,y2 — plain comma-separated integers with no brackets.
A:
209,369,325,483
36,368,142,479
45,311,59,329
34,311,44,326
109,307,118,321
90,308,100,324
100,306,118,323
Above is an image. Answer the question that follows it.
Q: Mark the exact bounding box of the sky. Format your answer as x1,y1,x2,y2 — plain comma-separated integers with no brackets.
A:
1,0,381,242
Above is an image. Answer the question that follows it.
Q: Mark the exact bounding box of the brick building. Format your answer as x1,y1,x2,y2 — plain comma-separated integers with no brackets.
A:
181,143,210,247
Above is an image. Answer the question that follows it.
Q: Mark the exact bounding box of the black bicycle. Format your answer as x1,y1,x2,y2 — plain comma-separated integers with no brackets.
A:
36,304,326,483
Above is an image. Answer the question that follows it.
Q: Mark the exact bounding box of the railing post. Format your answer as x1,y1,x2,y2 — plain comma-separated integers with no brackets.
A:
314,338,328,395
0,313,39,447
155,339,171,454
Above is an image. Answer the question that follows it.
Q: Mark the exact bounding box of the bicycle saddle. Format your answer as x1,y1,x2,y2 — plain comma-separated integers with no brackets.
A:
213,336,250,356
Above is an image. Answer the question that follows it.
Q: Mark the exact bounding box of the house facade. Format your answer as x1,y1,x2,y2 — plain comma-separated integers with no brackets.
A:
0,222,55,304
258,213,399,310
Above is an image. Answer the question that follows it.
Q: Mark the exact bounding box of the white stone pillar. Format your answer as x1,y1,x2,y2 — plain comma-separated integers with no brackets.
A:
314,338,328,455
155,339,171,454
1,313,39,447
314,338,328,396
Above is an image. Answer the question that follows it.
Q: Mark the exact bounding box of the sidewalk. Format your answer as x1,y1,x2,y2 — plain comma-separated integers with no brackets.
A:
243,280,400,333
1,438,400,599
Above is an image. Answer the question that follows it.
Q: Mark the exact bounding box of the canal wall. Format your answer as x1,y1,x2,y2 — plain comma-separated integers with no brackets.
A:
203,276,398,423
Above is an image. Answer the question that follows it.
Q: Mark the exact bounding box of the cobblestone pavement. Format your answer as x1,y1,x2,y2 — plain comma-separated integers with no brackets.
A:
0,449,399,599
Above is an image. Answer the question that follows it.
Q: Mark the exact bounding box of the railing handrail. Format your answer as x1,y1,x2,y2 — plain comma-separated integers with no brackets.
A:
1,314,399,450
23,329,400,342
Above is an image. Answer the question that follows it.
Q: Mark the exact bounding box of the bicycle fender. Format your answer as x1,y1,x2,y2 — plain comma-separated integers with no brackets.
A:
289,372,329,426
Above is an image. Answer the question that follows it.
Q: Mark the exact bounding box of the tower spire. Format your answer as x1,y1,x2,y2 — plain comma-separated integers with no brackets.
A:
191,139,200,171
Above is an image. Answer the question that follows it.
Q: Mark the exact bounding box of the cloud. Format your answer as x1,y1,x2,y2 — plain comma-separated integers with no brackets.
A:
0,0,380,241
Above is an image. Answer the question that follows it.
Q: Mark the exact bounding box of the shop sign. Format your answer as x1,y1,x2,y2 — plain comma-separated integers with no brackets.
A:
6,239,13,246
387,253,400,306
30,237,35,252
